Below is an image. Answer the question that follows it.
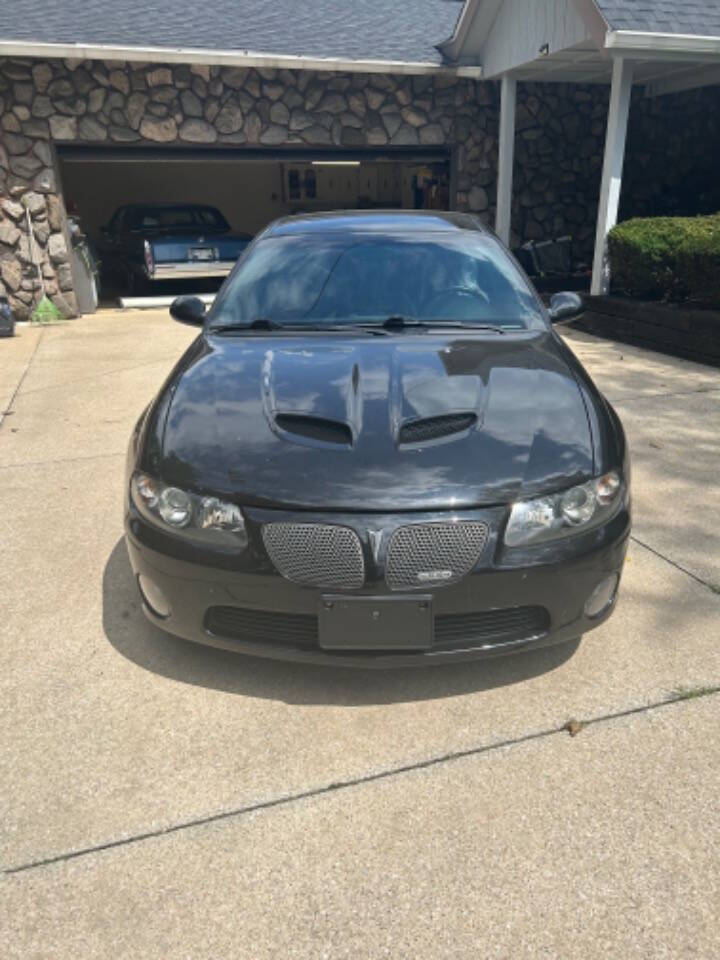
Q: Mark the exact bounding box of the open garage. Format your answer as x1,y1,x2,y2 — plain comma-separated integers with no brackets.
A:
57,145,452,301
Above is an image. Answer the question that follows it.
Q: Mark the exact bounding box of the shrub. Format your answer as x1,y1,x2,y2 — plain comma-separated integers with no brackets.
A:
608,213,720,305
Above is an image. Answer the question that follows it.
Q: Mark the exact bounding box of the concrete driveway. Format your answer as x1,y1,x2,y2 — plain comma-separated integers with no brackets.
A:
2,311,719,958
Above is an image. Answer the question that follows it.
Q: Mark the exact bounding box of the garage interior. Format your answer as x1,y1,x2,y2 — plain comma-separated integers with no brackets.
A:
57,146,452,301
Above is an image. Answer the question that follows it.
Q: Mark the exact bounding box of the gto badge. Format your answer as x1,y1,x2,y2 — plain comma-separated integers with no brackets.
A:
368,529,383,563
417,569,453,583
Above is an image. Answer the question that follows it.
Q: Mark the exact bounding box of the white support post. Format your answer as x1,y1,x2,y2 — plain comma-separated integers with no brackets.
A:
591,57,634,295
495,73,517,246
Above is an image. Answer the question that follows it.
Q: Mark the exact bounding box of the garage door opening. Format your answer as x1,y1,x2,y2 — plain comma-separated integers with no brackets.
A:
57,146,452,305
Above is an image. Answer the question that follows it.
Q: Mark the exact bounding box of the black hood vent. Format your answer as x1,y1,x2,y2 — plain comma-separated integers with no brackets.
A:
275,413,353,446
399,413,477,446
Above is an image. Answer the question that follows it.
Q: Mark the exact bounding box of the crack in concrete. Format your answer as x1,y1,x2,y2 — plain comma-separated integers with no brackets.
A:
6,688,718,877
0,328,44,430
630,534,719,594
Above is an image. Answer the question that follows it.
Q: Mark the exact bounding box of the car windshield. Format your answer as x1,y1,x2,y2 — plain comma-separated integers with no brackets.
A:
210,232,545,330
130,206,229,230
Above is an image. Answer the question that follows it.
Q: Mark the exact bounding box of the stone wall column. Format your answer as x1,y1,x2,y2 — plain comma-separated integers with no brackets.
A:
1,59,75,320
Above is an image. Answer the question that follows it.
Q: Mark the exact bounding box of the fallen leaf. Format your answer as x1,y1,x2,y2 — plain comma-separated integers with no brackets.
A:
564,719,585,738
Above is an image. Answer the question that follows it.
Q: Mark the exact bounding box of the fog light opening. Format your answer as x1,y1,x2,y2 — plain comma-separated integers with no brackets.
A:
585,573,619,618
137,574,171,619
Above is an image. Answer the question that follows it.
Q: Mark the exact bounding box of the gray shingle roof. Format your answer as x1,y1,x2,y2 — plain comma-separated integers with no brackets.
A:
1,0,464,65
594,0,720,36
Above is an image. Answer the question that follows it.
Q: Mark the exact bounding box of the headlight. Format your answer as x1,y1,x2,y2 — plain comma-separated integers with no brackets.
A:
505,471,623,547
130,472,248,549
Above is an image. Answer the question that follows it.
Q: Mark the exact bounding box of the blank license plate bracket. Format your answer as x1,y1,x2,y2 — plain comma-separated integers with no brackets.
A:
318,595,433,650
189,247,215,261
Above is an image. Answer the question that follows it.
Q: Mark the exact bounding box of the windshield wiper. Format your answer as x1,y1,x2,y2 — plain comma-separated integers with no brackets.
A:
207,319,390,335
373,316,506,333
208,316,509,335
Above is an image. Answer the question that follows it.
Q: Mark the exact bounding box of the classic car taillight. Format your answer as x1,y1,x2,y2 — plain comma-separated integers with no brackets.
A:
143,240,155,277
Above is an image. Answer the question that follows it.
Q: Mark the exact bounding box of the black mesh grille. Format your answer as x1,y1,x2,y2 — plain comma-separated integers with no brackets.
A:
434,606,550,649
385,521,488,590
262,522,365,589
275,414,352,446
399,413,477,445
205,605,549,652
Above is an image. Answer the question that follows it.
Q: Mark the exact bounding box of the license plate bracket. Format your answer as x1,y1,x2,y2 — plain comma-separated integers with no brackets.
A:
189,246,215,261
318,595,433,650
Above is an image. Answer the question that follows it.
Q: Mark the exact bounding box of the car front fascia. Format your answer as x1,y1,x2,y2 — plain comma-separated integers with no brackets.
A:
124,490,630,666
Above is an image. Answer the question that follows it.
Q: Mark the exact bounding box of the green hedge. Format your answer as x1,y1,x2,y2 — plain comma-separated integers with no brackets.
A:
608,213,720,305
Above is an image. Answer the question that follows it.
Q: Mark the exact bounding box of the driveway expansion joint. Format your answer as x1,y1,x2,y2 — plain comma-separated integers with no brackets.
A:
630,534,719,594
6,687,719,878
0,327,44,430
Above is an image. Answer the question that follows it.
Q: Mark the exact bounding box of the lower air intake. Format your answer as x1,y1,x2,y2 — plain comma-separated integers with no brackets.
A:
204,605,550,652
205,607,317,647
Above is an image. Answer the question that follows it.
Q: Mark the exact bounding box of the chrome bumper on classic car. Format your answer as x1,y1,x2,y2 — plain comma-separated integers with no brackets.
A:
151,260,237,280
125,502,630,666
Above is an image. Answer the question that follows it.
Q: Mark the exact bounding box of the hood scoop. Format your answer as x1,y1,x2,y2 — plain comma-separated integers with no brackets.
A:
399,412,477,446
275,413,353,447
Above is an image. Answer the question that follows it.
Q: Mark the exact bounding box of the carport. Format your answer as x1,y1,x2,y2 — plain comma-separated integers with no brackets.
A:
443,0,720,295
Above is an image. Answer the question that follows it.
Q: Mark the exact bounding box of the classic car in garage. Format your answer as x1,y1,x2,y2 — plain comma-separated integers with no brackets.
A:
98,203,252,294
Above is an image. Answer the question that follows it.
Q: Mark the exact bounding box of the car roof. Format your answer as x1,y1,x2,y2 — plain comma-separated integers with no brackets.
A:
264,210,492,237
117,202,221,211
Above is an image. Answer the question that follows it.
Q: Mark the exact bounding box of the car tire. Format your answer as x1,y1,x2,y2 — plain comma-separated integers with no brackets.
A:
126,270,149,298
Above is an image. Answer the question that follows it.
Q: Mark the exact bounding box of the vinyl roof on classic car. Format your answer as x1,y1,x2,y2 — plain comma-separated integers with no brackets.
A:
265,210,492,236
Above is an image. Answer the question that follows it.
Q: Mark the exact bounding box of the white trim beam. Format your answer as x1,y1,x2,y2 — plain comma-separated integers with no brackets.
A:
0,39,483,77
495,73,517,245
606,30,720,60
644,62,720,97
591,57,634,296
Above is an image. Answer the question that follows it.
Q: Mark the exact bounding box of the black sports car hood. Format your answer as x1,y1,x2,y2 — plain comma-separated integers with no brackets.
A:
157,331,594,511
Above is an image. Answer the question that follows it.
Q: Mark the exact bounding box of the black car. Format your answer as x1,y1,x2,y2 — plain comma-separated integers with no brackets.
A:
125,211,630,666
98,203,252,295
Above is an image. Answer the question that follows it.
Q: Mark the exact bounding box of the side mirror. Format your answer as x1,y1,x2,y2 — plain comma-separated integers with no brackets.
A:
548,291,583,323
170,295,206,327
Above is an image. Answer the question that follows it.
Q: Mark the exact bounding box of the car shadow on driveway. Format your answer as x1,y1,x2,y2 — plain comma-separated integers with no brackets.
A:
103,538,579,706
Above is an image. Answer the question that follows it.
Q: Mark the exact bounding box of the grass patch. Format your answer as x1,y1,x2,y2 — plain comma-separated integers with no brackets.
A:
30,297,64,324
669,685,720,702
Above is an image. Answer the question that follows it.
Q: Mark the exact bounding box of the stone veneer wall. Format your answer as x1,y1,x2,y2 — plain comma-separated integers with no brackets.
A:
2,54,716,320
511,82,608,263
0,57,497,320
622,85,720,221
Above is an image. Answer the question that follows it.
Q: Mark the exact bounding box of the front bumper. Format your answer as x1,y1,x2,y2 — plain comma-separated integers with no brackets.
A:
150,261,236,280
124,504,630,667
